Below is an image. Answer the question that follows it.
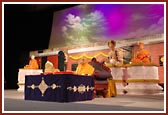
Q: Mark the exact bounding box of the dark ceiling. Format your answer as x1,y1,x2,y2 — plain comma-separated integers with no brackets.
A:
4,4,79,51
4,4,79,89
5,4,79,13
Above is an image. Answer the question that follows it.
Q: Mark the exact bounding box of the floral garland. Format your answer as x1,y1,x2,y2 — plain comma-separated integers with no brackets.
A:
69,52,108,60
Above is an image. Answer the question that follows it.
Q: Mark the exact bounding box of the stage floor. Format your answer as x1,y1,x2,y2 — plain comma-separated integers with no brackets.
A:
3,89,165,112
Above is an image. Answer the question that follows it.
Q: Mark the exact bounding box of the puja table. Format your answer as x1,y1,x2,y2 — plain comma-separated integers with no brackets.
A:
110,65,163,95
110,66,127,94
17,69,43,92
24,73,94,102
125,65,163,94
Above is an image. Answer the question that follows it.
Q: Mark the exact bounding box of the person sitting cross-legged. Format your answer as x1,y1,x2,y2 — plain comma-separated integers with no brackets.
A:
75,57,95,76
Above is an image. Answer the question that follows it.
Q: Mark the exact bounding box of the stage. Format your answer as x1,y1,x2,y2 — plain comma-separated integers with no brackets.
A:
3,89,164,112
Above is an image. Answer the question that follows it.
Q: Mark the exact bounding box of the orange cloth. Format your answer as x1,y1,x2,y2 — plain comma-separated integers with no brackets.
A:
106,79,117,97
131,49,150,63
76,63,95,75
24,59,39,69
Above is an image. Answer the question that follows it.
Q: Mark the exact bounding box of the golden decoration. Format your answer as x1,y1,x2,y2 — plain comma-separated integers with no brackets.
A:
69,52,108,60
114,79,159,83
67,84,94,94
38,78,48,96
27,84,37,89
86,86,90,91
160,56,164,62
78,84,86,93
51,84,57,89
31,84,35,89
124,63,159,67
27,77,61,96
106,63,159,68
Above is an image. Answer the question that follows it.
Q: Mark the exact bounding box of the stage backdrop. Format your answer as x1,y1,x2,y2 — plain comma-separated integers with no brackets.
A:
49,4,164,49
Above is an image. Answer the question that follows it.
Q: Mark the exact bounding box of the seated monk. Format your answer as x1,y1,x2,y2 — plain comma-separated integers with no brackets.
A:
44,61,60,73
89,58,116,97
131,42,150,64
24,55,39,69
75,57,95,75
89,57,112,80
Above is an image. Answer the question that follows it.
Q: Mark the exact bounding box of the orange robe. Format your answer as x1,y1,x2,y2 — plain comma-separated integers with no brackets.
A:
131,49,150,63
27,59,39,69
76,63,95,75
